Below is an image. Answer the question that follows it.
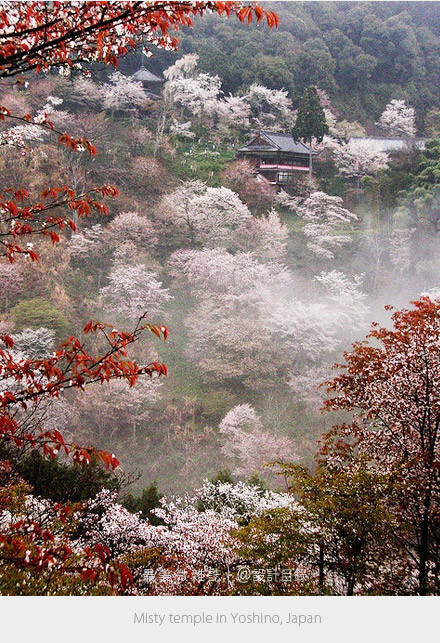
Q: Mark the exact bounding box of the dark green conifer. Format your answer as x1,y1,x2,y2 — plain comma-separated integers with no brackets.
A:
292,86,329,178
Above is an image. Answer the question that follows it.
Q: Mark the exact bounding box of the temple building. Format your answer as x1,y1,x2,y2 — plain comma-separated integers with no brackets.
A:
237,131,312,188
132,56,163,100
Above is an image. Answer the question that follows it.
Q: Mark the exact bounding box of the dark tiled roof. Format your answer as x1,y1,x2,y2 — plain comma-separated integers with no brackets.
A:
132,68,163,83
262,131,310,153
238,131,310,154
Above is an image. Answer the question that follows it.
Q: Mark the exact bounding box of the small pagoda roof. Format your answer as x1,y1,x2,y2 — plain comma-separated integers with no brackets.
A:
238,131,310,154
132,67,163,83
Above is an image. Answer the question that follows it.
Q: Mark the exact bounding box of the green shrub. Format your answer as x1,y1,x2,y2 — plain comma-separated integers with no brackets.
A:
0,444,120,503
122,482,163,525
10,297,71,340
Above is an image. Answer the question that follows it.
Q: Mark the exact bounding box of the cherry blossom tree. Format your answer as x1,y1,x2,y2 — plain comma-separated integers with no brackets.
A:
195,479,294,519
378,99,416,138
170,247,290,305
101,71,148,114
68,479,242,596
263,289,340,364
69,224,109,260
288,365,333,409
69,215,156,284
107,211,158,252
263,271,368,363
157,181,252,250
68,223,113,289
219,404,296,477
5,474,299,595
100,263,171,323
67,77,103,112
169,248,291,388
236,209,288,260
128,156,171,200
293,191,357,259
263,270,368,407
315,89,338,138
11,327,55,359
164,54,251,134
68,376,162,448
163,53,200,82
147,478,294,594
245,83,295,130
74,488,159,558
185,301,288,389
314,270,368,331
221,159,274,212
0,118,44,151
214,95,251,134
0,261,24,310
170,73,222,120
321,136,389,178
164,54,222,122
0,319,168,461
153,495,239,574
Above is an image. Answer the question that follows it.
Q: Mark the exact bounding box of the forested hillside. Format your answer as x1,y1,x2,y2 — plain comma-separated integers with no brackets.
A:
133,1,440,130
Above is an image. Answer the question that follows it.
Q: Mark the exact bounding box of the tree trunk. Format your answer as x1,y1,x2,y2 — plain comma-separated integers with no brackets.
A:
154,106,168,158
318,540,325,591
418,482,433,595
309,137,313,181
419,515,429,595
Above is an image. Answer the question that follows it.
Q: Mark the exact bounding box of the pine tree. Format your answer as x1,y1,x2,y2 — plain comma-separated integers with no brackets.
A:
292,86,329,178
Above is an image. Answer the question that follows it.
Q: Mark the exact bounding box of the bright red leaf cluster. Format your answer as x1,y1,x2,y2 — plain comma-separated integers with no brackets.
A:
0,317,168,466
0,1,278,79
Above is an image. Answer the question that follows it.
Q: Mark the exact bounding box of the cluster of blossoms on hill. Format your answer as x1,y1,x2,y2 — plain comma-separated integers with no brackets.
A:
163,53,295,139
311,95,416,178
0,476,297,595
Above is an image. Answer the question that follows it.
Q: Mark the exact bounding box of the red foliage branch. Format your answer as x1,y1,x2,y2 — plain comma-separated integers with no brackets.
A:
0,2,278,79
0,183,120,262
0,316,168,468
0,104,120,262
0,515,133,591
0,460,134,592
